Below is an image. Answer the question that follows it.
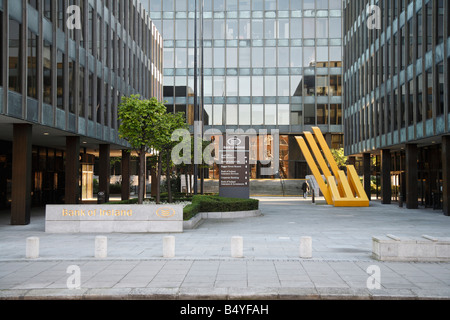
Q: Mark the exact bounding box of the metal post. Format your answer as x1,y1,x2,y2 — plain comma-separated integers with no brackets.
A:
193,0,199,195
200,0,205,195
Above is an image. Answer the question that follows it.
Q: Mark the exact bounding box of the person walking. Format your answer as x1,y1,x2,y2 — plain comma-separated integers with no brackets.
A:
302,181,309,199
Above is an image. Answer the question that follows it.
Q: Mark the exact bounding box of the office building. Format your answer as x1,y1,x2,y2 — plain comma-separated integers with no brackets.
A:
343,0,450,215
143,0,344,179
0,0,163,224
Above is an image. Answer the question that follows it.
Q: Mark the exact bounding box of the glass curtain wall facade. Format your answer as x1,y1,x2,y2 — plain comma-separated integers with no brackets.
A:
343,0,450,215
143,0,344,179
0,0,163,215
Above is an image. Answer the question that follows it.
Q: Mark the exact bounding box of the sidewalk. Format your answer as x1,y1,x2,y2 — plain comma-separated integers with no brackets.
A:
0,198,449,300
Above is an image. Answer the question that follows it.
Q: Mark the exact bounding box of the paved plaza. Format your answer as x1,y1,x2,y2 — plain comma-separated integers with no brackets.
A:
0,197,449,300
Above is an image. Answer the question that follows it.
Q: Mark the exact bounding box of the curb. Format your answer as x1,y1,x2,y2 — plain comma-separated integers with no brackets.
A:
1,287,450,300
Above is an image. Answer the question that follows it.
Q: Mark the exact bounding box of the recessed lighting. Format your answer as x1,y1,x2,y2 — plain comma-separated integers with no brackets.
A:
82,141,87,144
43,132,50,136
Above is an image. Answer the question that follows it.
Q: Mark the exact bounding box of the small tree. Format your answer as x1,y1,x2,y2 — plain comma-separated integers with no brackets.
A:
117,95,166,204
153,111,188,203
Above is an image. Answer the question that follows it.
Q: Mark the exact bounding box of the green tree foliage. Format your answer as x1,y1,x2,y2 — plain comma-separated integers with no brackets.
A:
331,148,348,170
117,95,166,204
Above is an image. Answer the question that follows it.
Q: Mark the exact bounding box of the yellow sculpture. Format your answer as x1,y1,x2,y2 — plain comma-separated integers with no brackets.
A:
296,127,369,207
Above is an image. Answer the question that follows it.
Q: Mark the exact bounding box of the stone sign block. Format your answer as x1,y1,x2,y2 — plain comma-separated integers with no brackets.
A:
45,204,183,233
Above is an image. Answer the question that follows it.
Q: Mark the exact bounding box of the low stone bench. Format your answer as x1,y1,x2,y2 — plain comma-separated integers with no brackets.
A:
184,210,262,229
372,234,450,262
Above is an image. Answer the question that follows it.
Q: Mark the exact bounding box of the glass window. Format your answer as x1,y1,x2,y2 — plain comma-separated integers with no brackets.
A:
239,104,251,125
303,47,315,67
278,105,290,125
227,48,238,68
239,47,251,68
252,47,264,68
265,76,277,96
68,59,75,113
79,66,85,117
264,20,276,39
226,76,238,96
239,19,250,39
304,75,315,96
278,19,289,39
252,76,264,96
316,75,328,96
265,47,276,68
27,30,38,99
317,104,328,125
278,76,290,97
9,18,22,94
227,104,238,125
329,18,341,38
426,69,433,120
304,104,316,125
278,47,289,68
213,104,223,125
265,104,277,125
252,104,264,125
163,20,174,39
252,19,263,40
43,41,53,105
239,76,250,96
316,18,328,38
304,18,315,39
57,50,64,110
330,104,342,125
290,18,302,39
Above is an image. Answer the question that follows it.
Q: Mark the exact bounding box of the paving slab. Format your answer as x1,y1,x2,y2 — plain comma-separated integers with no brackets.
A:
0,198,449,300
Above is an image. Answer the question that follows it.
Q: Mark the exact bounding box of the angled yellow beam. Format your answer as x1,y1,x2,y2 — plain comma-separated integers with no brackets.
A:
327,176,341,204
347,165,370,203
312,127,340,178
304,132,332,179
337,170,355,199
295,136,333,205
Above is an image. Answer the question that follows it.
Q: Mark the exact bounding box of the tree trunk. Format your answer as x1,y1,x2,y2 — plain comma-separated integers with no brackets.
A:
138,146,146,204
166,150,172,203
156,152,162,204
184,166,189,195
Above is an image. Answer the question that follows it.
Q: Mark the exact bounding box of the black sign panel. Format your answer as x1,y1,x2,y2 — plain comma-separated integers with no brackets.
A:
219,135,250,199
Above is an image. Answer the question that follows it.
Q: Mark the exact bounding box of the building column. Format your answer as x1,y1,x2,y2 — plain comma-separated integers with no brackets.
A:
363,153,371,201
65,136,80,204
121,150,130,201
11,124,32,225
99,144,111,203
442,136,450,216
381,149,392,204
405,144,418,209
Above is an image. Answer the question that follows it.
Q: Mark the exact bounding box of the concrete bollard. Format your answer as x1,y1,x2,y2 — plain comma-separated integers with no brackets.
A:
95,236,108,259
163,236,176,258
26,237,40,259
300,236,312,259
231,236,244,258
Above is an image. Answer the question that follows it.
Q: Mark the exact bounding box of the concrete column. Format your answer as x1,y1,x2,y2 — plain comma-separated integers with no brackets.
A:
363,153,371,201
121,150,131,201
405,144,419,209
299,237,312,259
99,144,111,203
95,236,108,259
231,236,244,258
381,149,392,204
65,136,80,204
26,237,39,259
163,236,175,258
442,136,450,216
11,124,32,225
